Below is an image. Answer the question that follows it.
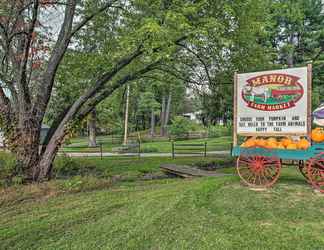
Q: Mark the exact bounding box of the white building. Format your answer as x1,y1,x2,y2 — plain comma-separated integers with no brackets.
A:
182,111,202,124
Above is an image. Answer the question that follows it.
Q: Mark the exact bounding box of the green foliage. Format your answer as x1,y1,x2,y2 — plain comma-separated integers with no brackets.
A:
54,155,101,178
140,146,159,153
58,175,112,193
0,152,17,187
207,125,232,138
169,116,196,137
138,91,160,113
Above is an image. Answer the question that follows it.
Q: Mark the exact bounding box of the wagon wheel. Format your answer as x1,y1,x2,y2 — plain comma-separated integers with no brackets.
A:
298,160,310,182
307,153,324,193
237,155,281,188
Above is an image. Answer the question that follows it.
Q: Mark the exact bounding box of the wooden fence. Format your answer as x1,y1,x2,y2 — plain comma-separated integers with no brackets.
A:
171,141,207,159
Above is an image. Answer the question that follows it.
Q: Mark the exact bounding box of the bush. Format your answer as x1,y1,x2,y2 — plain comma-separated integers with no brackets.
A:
54,155,101,178
207,125,232,138
58,175,112,193
0,152,17,187
169,116,195,137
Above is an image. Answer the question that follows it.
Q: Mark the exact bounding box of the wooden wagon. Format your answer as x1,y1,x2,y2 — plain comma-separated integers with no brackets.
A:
232,65,324,192
231,143,324,192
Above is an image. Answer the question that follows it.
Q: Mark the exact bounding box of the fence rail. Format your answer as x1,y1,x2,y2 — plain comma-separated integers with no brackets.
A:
172,141,207,159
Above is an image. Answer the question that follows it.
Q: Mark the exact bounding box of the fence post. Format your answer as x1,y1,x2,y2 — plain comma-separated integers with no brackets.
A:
138,139,141,159
204,142,207,157
172,140,175,159
100,142,103,160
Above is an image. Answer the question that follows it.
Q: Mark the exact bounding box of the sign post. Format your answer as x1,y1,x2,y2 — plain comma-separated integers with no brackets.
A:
233,72,238,146
234,66,311,139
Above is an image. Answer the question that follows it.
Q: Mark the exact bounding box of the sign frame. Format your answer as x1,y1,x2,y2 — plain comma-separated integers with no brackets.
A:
233,64,312,146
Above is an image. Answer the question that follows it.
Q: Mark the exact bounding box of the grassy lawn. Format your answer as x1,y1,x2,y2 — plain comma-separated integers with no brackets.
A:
62,136,232,153
53,156,231,180
1,155,324,249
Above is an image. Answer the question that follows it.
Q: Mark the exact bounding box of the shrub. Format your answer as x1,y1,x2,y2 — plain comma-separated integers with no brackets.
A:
0,152,17,187
207,125,232,138
54,155,100,178
169,116,193,137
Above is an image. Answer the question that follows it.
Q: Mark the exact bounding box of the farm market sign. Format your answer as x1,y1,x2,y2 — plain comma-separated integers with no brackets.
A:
235,66,311,135
243,73,303,111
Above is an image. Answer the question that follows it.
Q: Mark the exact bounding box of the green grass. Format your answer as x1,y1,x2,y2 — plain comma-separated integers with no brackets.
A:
62,136,232,153
1,158,324,249
53,156,231,180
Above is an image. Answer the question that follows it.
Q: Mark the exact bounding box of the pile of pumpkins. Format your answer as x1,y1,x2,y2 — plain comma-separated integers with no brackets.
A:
241,128,324,150
241,137,310,150
311,127,324,143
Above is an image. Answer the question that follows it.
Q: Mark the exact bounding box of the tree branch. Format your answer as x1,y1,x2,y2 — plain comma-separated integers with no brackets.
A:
33,0,77,116
18,0,39,105
69,0,118,39
176,42,213,85
76,61,161,121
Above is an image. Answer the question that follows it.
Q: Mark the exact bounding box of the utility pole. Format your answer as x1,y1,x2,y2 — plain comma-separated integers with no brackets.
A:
123,84,130,145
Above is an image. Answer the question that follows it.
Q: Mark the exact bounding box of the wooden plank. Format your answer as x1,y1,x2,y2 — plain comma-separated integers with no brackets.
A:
233,72,238,146
307,64,312,140
160,164,230,178
175,148,204,151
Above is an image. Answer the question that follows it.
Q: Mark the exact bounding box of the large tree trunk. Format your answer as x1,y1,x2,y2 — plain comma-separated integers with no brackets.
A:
149,108,155,137
14,120,41,181
160,96,166,136
88,108,97,147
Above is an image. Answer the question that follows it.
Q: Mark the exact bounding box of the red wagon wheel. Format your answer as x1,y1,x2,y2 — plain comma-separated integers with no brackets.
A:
237,155,281,188
307,153,324,193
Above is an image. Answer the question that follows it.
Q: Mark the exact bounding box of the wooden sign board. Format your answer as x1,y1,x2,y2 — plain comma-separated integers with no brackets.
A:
233,65,312,146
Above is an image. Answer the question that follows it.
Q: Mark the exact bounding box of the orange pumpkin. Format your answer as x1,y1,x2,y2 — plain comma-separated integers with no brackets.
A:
311,128,324,142
276,142,285,149
297,138,310,150
266,138,278,149
255,138,267,148
243,138,255,148
286,143,297,150
282,138,293,147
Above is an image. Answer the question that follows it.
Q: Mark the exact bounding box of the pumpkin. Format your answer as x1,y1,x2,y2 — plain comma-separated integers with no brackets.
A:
242,138,255,148
311,128,324,142
276,142,285,149
297,138,310,150
266,138,278,149
286,143,297,150
281,138,293,147
255,138,267,148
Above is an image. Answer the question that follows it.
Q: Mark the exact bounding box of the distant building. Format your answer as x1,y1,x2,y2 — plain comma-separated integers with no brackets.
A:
182,111,202,124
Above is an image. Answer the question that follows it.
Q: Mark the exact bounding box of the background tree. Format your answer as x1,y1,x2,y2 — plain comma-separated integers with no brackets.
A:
0,0,203,181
